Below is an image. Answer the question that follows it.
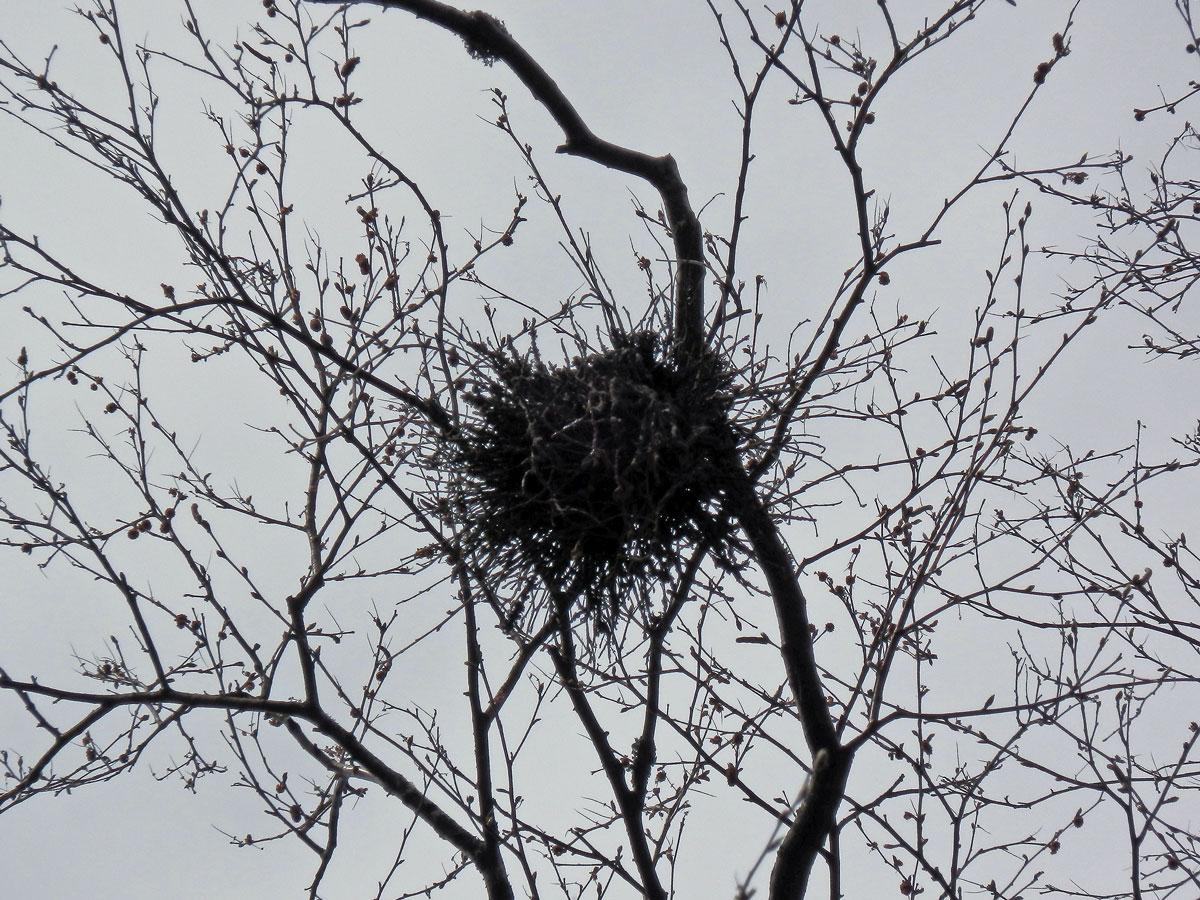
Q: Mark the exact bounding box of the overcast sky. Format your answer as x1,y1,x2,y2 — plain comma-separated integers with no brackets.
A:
1,1,1198,898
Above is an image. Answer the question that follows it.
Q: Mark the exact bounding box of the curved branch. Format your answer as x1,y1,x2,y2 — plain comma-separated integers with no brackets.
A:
728,471,835,754
727,469,852,898
306,0,706,359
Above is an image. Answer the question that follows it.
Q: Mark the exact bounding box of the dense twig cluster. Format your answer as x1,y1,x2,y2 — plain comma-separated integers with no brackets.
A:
452,331,741,626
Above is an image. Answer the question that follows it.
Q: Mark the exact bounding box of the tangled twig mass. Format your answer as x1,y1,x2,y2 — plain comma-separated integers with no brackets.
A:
452,331,742,627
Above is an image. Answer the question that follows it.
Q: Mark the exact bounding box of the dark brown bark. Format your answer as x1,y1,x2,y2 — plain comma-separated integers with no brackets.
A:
728,470,852,898
307,0,706,360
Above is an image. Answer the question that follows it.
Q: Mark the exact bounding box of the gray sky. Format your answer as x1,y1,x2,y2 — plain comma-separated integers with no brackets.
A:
1,1,1198,898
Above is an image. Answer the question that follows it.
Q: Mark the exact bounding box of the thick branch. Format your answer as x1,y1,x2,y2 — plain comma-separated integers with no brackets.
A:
727,470,851,898
306,0,706,358
729,471,836,753
769,746,851,900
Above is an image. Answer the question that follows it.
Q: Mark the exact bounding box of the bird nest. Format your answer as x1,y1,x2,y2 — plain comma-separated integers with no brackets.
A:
450,330,740,630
